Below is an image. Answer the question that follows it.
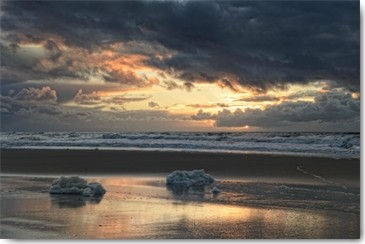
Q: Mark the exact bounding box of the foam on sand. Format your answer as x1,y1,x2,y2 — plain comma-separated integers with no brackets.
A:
166,169,215,187
49,176,106,197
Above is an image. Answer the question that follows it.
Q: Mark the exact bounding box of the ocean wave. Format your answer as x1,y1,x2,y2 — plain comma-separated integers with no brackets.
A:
0,132,360,159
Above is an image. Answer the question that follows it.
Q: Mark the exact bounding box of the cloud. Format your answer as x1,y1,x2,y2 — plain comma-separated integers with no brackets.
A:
1,36,168,88
186,103,228,109
0,86,194,131
9,43,20,52
1,1,359,91
35,105,63,115
0,1,360,132
17,104,61,119
0,86,58,113
73,90,102,105
1,86,59,115
237,95,281,102
0,107,9,113
192,88,360,128
161,80,181,90
13,86,58,103
73,89,151,106
183,82,195,92
0,43,46,85
1,85,360,132
108,95,151,105
191,109,216,121
216,78,240,93
148,101,160,108
154,79,195,92
0,86,68,131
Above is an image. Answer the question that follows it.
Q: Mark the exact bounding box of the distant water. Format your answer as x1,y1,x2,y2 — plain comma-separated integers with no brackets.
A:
0,132,360,159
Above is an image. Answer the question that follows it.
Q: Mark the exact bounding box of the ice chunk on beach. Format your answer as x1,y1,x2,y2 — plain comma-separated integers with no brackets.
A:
166,169,215,187
211,186,221,194
88,182,106,196
49,176,106,197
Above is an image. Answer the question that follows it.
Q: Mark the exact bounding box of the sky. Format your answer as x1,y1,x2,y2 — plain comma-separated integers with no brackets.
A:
0,0,360,132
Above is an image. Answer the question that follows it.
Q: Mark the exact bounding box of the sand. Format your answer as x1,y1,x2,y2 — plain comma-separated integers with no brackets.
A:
0,149,360,185
0,175,360,239
0,149,360,239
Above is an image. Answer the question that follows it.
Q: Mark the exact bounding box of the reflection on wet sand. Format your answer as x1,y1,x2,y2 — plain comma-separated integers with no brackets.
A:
50,194,104,208
166,185,206,198
0,176,360,239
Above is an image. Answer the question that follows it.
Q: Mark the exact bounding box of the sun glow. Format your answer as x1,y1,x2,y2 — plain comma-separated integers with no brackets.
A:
64,80,331,118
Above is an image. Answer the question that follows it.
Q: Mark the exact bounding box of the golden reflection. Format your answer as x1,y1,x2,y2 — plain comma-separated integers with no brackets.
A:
0,176,360,238
47,177,358,238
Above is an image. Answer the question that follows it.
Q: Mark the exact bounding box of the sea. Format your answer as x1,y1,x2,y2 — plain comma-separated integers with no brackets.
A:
0,132,360,159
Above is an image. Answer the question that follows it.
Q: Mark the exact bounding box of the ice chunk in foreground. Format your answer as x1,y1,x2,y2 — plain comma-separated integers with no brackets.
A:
166,169,215,187
210,186,221,194
49,176,106,197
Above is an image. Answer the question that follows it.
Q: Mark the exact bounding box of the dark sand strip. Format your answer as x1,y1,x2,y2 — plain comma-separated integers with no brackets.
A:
0,149,359,185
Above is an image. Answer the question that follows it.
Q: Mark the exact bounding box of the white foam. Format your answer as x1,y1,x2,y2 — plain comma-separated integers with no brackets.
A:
0,132,359,159
296,165,348,190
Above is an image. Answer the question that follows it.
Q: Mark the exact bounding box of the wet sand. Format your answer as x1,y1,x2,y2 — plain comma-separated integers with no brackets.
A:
0,175,360,239
0,149,360,239
0,149,360,186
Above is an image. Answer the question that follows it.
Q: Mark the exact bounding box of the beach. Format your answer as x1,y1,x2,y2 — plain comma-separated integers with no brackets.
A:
0,149,360,239
0,149,360,184
1,0,360,239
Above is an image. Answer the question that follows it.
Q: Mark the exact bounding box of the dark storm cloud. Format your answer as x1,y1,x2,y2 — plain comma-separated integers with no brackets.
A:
0,43,41,84
0,41,89,84
1,1,359,91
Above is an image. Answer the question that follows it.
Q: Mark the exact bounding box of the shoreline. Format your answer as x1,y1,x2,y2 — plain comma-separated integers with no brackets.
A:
0,148,360,187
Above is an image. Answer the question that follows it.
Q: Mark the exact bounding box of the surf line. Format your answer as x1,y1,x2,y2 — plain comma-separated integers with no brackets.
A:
296,164,347,190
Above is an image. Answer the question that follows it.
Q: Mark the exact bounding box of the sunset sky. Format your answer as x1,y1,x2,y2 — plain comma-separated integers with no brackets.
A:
0,1,360,132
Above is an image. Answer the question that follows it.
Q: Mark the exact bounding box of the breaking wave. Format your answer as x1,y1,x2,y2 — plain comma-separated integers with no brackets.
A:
0,132,359,159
